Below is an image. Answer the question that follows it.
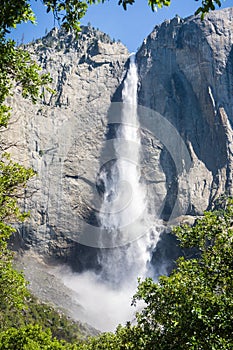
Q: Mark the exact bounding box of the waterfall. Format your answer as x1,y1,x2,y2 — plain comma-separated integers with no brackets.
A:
100,54,146,234
53,55,162,332
98,54,159,286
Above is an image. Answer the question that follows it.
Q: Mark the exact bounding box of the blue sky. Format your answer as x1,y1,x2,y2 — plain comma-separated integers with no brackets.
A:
9,0,230,52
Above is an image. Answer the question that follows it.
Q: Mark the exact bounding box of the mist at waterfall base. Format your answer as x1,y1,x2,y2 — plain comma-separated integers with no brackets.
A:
53,55,163,332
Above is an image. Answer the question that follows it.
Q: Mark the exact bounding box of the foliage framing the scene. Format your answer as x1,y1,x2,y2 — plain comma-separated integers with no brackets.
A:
0,0,230,349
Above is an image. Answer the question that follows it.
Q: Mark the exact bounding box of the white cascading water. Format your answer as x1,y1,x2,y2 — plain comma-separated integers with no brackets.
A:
98,54,159,286
53,55,161,332
99,54,146,235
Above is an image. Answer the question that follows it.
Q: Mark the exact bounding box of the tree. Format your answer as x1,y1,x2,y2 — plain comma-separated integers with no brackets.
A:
0,0,54,341
0,155,35,326
0,0,52,320
129,198,233,349
78,199,233,349
0,324,78,349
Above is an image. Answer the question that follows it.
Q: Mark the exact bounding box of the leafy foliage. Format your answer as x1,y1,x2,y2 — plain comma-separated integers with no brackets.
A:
0,0,35,35
74,199,233,349
0,324,78,349
129,198,233,349
0,154,34,317
0,293,87,343
0,37,51,127
0,0,52,316
0,154,35,222
196,0,222,18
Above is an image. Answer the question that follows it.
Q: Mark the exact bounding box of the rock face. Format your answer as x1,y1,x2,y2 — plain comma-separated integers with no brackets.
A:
5,26,129,260
137,7,233,219
4,8,233,264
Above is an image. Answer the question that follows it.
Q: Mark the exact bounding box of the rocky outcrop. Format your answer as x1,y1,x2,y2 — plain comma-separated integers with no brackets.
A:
3,8,233,263
137,7,233,219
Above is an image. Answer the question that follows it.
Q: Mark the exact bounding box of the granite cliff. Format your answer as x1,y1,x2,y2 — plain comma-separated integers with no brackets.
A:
4,8,233,266
6,26,129,262
137,7,233,219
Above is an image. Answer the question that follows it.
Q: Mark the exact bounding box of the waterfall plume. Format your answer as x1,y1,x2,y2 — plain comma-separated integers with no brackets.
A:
54,55,162,331
97,54,159,286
